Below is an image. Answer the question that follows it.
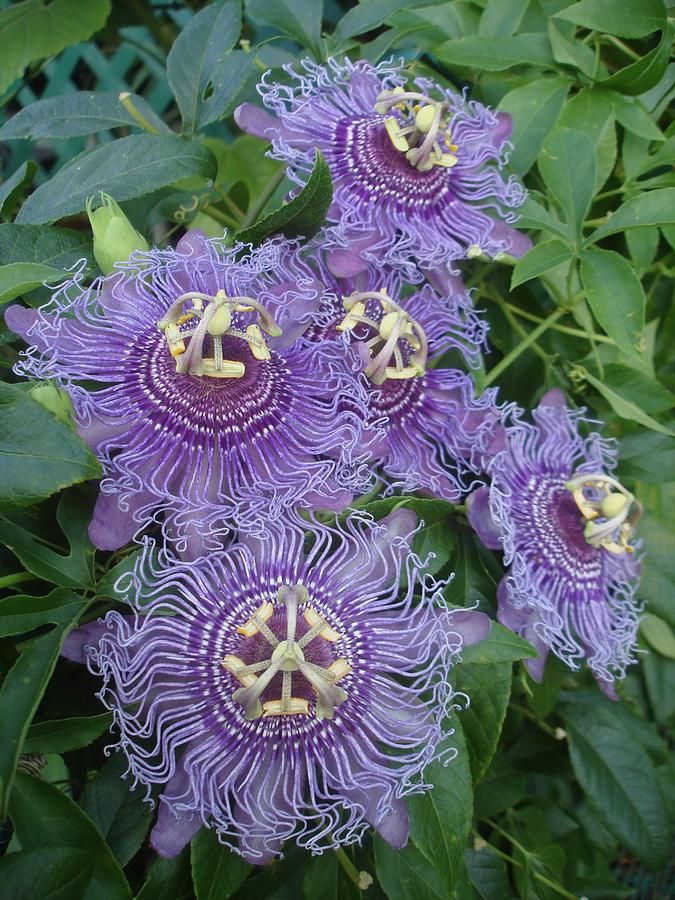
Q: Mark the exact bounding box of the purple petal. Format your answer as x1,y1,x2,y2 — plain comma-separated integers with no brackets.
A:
61,620,107,664
466,487,503,550
4,305,43,348
176,229,210,258
449,610,491,648
539,387,568,409
88,489,152,551
235,102,281,140
374,798,409,849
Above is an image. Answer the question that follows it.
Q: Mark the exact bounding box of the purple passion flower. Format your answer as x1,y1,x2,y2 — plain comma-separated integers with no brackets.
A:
466,389,641,695
6,233,372,557
302,254,506,499
235,58,530,280
69,510,489,863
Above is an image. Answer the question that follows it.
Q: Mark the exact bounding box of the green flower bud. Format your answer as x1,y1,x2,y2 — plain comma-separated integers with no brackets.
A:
29,382,75,425
86,193,149,274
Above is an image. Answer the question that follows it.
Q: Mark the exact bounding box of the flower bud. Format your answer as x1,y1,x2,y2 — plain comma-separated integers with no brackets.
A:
86,193,149,274
29,382,75,425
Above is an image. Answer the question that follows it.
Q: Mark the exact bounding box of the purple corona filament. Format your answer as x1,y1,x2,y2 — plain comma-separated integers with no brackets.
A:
6,233,374,556
235,58,531,281
466,389,642,695
66,510,490,863
301,254,507,499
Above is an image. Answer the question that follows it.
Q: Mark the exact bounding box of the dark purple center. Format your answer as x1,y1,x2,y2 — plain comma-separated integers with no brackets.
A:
331,116,457,212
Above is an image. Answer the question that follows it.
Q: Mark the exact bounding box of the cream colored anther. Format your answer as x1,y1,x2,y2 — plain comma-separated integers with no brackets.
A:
336,300,366,332
303,607,342,642
384,117,409,152
198,359,245,379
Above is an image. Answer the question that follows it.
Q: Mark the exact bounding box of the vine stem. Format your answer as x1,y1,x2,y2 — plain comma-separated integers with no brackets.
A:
480,822,578,900
503,304,613,343
240,168,286,229
482,308,566,388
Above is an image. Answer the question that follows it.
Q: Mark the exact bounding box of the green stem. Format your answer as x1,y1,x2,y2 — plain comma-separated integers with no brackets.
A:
483,308,566,388
0,572,34,590
484,289,550,365
214,187,246,223
336,848,361,889
604,34,641,61
509,703,559,739
202,204,239,228
503,304,613,343
240,168,286,229
473,830,578,900
118,92,160,135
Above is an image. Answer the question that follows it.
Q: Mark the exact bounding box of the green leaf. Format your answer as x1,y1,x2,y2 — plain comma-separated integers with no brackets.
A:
0,0,111,96
464,847,511,900
303,851,337,900
79,752,155,867
577,366,674,436
0,382,100,508
562,702,671,870
557,88,615,192
619,431,675,483
460,622,536,664
454,661,512,782
333,0,433,43
0,261,68,306
0,92,170,141
0,490,96,588
23,712,113,754
246,0,323,57
0,223,94,271
474,759,527,819
0,161,37,219
435,33,553,71
599,24,672,95
0,588,86,816
0,847,93,900
515,196,568,239
237,151,333,245
548,19,596,76
626,225,660,274
587,188,675,243
478,0,528,37
374,835,446,900
407,725,472,897
599,363,674,416
511,239,573,288
639,511,675,629
16,135,217,225
555,0,666,38
640,612,675,659
643,652,675,726
538,128,596,238
167,1,252,136
579,249,645,360
136,850,193,900
498,78,570,175
10,773,131,899
191,827,252,899
605,91,665,142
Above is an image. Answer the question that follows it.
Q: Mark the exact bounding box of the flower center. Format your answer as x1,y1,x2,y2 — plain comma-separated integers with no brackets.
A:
222,584,351,720
337,288,428,385
157,290,282,379
566,473,642,555
374,87,459,173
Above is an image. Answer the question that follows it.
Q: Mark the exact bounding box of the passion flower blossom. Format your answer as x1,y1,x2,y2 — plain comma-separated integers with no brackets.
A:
6,233,372,557
67,510,489,863
301,252,507,499
235,57,530,281
466,389,642,694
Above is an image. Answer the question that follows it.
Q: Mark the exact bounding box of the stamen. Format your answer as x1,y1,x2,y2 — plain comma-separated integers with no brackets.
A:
375,88,458,171
225,585,351,721
337,289,428,384
566,473,642,555
157,290,281,379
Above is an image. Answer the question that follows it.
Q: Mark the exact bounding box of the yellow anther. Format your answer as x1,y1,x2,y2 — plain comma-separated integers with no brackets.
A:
303,607,342,643
336,300,366,332
177,312,196,326
328,659,352,682
221,654,258,687
434,153,458,168
262,698,309,717
237,601,274,637
600,492,629,519
384,117,409,152
206,304,232,336
414,104,437,134
199,358,246,379
245,323,271,360
164,323,185,358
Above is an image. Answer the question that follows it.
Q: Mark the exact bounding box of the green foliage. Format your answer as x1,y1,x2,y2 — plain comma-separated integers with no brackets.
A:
1,1,674,898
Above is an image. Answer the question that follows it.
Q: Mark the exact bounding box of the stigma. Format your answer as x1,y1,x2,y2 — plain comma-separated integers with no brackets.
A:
566,473,642,555
375,86,459,172
157,290,282,378
222,584,351,721
337,288,428,385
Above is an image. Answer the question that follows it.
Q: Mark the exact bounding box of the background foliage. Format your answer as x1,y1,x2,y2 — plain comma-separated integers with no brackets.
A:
0,0,674,897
